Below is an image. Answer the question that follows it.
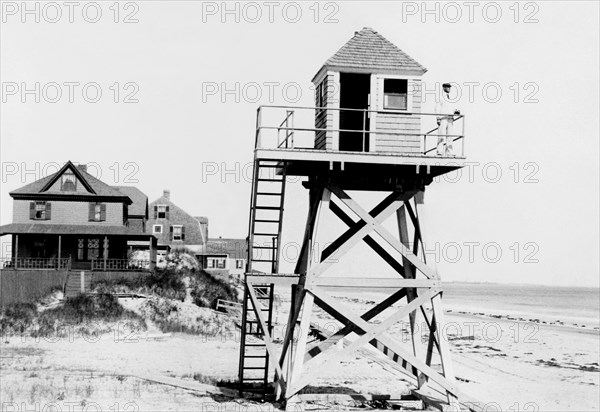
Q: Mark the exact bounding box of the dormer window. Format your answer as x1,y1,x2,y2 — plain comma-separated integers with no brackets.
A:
61,171,77,191
383,79,408,110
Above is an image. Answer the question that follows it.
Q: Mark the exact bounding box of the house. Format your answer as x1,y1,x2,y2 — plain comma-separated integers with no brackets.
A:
198,237,248,279
0,161,157,272
146,190,208,258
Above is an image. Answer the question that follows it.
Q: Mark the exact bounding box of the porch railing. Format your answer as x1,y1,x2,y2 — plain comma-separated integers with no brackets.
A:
0,257,71,270
255,105,466,157
91,259,150,271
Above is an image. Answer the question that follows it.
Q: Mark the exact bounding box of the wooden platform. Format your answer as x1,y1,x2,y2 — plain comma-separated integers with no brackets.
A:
256,148,464,189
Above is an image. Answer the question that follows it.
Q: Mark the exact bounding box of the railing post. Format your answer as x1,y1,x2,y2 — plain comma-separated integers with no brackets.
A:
462,115,466,157
255,106,262,149
362,109,367,152
290,110,295,148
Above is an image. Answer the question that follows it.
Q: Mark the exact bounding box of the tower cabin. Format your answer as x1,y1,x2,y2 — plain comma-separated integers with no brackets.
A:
313,27,427,154
255,27,465,189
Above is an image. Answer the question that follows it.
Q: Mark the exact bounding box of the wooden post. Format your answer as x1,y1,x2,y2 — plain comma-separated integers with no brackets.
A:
57,235,62,269
103,236,108,271
80,271,85,293
14,234,18,269
149,236,155,271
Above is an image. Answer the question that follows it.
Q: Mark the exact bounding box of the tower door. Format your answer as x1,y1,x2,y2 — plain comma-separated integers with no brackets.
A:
339,72,371,152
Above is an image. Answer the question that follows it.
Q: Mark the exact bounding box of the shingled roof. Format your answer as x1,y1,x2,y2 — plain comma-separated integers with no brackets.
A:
114,186,148,217
314,27,427,80
10,161,130,202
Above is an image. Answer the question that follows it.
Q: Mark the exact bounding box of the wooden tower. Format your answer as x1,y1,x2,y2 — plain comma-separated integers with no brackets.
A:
239,28,476,410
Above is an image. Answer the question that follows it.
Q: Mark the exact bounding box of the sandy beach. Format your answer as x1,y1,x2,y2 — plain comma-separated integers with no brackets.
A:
1,284,598,412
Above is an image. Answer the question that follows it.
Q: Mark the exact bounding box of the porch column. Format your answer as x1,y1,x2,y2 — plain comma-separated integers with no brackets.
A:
14,234,19,269
57,235,62,269
149,236,155,271
103,236,108,271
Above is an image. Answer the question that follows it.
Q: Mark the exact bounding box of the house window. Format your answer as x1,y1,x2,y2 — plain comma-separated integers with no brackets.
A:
236,259,245,269
89,203,106,222
153,225,163,234
172,225,184,241
35,202,46,219
383,79,408,110
61,171,77,191
156,205,168,219
30,201,51,220
207,257,226,269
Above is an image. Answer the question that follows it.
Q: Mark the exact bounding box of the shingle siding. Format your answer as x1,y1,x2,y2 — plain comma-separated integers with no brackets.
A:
146,196,204,247
13,199,124,226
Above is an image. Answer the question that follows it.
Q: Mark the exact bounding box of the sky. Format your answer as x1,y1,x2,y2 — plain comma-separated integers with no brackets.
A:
1,1,598,287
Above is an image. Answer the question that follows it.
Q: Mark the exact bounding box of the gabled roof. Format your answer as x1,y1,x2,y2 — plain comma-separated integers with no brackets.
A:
10,161,130,202
314,27,427,81
114,186,148,217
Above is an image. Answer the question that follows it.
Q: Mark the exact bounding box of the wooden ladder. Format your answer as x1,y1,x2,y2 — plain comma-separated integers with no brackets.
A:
247,159,287,274
238,283,275,400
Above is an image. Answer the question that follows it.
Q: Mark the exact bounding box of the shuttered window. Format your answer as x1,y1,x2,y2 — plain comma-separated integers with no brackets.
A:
89,203,106,222
30,201,50,220
157,205,169,219
172,225,184,241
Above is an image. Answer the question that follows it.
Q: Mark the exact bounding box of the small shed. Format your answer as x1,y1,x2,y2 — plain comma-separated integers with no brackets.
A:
312,27,427,154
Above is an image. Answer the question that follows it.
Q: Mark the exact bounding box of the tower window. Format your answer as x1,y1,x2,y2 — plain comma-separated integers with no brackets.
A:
383,79,408,110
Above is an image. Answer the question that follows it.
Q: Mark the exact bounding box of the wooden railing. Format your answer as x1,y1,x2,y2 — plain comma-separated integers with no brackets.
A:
216,299,243,315
91,259,150,271
0,257,71,270
255,105,466,157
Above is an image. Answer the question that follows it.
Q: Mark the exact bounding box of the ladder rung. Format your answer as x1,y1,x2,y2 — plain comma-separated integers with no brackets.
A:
254,219,280,223
254,206,282,210
251,259,275,263
244,355,268,358
257,178,283,182
240,378,267,382
245,343,266,347
252,233,279,237
252,245,275,249
243,367,266,370
256,192,282,196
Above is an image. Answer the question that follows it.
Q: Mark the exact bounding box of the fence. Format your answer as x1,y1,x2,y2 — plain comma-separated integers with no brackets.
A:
91,259,150,271
0,257,71,270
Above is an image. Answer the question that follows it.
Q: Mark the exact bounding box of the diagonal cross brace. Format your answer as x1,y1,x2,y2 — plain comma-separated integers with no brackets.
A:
307,288,482,411
329,186,438,280
309,188,418,279
287,287,437,398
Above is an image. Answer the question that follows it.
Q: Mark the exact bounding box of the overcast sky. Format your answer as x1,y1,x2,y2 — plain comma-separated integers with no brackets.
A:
1,1,598,287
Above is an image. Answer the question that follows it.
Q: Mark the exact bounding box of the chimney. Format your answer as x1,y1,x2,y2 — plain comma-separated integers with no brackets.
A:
163,189,170,200
77,164,87,173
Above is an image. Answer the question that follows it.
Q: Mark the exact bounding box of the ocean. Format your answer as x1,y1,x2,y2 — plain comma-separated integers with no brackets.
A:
442,282,600,328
